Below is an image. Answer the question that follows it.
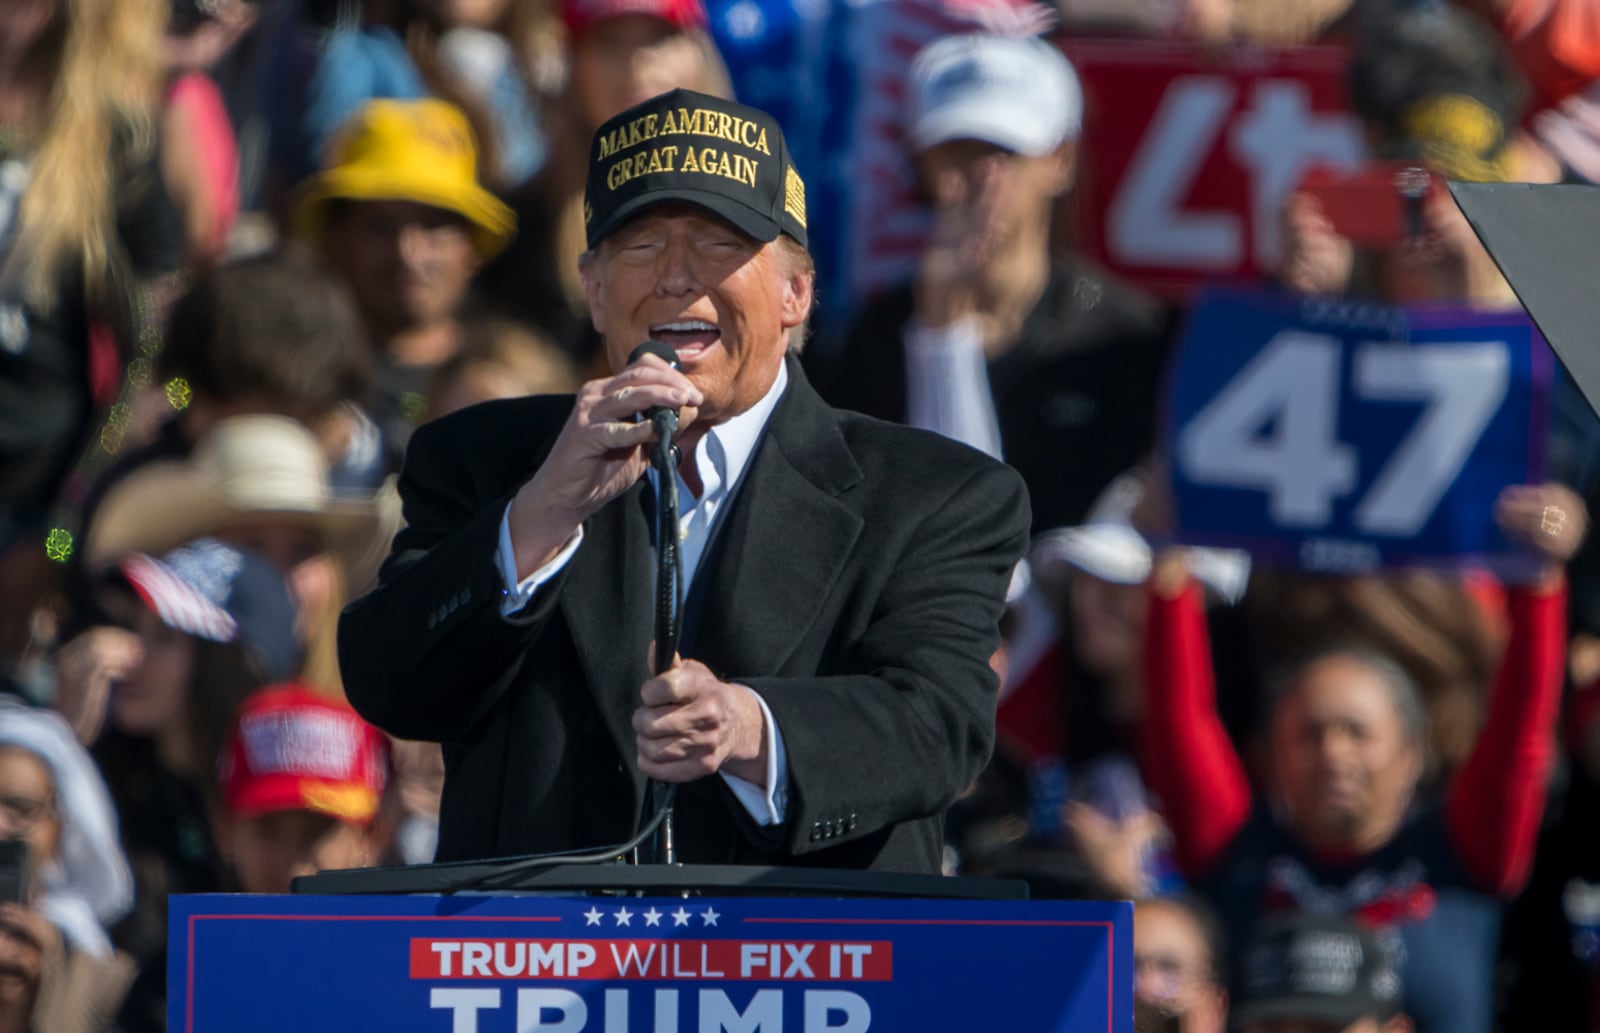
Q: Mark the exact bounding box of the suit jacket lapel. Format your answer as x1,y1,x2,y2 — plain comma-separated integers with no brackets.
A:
691,360,864,678
560,480,656,782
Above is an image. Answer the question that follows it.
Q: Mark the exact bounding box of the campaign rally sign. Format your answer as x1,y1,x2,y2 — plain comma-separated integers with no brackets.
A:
1166,290,1552,573
1062,40,1365,297
170,894,1131,1032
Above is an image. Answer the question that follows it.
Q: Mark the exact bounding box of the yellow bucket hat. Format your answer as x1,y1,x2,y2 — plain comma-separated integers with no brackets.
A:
294,99,516,258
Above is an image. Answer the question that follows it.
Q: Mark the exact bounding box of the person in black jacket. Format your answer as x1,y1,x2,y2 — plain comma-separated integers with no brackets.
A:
814,33,1173,535
338,88,1029,873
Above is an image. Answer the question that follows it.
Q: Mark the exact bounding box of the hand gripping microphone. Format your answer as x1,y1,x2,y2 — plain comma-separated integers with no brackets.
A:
627,340,681,443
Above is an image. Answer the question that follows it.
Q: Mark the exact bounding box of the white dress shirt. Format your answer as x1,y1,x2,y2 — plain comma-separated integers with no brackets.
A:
494,363,791,825
904,315,1005,460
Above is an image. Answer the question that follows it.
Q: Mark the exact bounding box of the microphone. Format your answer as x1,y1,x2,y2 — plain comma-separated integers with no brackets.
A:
626,339,683,865
627,340,681,442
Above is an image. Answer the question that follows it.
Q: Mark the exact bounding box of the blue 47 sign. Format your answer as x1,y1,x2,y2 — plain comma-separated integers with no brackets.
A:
1167,290,1552,573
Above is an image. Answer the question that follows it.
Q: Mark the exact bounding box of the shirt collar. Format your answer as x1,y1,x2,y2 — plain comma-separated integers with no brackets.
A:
684,359,789,503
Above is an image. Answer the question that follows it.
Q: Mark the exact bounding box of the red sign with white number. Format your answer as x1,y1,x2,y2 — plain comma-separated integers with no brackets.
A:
1061,39,1367,297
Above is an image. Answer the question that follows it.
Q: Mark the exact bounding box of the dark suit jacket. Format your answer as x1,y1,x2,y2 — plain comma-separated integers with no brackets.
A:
338,359,1030,873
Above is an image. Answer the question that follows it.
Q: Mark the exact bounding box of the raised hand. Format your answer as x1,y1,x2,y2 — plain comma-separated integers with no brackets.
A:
507,353,701,574
1496,482,1589,583
1278,191,1354,297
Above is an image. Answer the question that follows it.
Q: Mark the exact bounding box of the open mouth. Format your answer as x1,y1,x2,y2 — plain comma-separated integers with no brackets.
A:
650,319,720,359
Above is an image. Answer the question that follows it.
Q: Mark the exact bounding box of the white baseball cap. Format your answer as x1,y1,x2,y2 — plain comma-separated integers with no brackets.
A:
909,34,1083,157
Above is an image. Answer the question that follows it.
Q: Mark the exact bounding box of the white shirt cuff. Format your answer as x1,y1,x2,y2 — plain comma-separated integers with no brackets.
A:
904,315,1005,460
497,504,583,617
719,687,788,826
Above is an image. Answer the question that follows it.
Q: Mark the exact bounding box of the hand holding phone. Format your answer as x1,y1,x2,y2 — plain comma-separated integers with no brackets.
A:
1296,163,1443,249
0,840,32,907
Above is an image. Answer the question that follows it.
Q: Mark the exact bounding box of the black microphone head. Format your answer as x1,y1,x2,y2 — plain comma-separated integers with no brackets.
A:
628,340,680,370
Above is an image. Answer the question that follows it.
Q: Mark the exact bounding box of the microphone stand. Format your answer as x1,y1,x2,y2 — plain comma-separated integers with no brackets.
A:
641,406,682,865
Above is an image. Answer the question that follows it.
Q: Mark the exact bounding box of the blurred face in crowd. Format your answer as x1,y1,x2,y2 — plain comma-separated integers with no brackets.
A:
421,0,512,29
165,0,257,75
111,606,195,740
571,16,706,130
220,810,375,894
583,206,812,426
1069,572,1148,680
220,519,336,642
1133,901,1226,1033
0,747,56,1006
0,748,58,869
916,139,1075,254
323,200,479,341
1271,654,1423,852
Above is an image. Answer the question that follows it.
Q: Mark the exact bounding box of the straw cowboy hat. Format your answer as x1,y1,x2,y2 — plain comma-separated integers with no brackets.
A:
86,415,393,586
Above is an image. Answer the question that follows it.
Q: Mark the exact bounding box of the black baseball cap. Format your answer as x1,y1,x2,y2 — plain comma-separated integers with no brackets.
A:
583,88,808,250
1347,5,1526,183
1231,914,1403,1030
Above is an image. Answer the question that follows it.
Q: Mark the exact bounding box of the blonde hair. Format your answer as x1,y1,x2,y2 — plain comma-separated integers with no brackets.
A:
15,0,165,309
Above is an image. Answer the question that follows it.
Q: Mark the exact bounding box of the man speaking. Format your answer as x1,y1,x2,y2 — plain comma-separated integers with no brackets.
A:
338,90,1029,874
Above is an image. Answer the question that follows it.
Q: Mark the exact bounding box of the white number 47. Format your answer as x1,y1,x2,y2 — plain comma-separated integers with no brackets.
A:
1177,330,1511,538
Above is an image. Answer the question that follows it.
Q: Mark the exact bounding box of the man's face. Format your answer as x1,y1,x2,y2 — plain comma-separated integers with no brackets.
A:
915,138,1074,250
323,200,479,342
582,206,812,425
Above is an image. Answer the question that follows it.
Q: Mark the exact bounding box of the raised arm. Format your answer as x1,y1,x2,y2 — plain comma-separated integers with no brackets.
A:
1140,556,1254,878
339,358,704,741
337,402,565,742
1446,483,1583,895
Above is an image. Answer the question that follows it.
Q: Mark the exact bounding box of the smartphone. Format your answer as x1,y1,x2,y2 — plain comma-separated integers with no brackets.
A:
1298,162,1442,248
0,840,30,906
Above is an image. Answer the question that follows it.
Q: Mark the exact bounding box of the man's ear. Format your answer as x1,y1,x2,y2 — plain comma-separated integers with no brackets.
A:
780,270,815,330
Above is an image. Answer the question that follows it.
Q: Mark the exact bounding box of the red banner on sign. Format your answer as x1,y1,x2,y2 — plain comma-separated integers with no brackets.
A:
409,939,896,982
1062,38,1367,297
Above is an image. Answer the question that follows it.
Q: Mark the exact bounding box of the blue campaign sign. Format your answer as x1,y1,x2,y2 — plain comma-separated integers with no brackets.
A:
1166,289,1552,573
169,894,1131,1032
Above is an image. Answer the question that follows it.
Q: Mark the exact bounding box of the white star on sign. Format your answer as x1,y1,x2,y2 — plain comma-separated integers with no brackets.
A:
643,908,663,927
701,907,720,927
615,907,634,927
672,907,692,927
584,907,603,927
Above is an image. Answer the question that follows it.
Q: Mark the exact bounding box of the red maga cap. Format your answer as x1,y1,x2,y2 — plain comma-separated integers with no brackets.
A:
218,684,390,826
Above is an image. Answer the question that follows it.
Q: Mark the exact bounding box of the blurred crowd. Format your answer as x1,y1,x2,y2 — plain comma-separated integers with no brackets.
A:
0,0,1595,1029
